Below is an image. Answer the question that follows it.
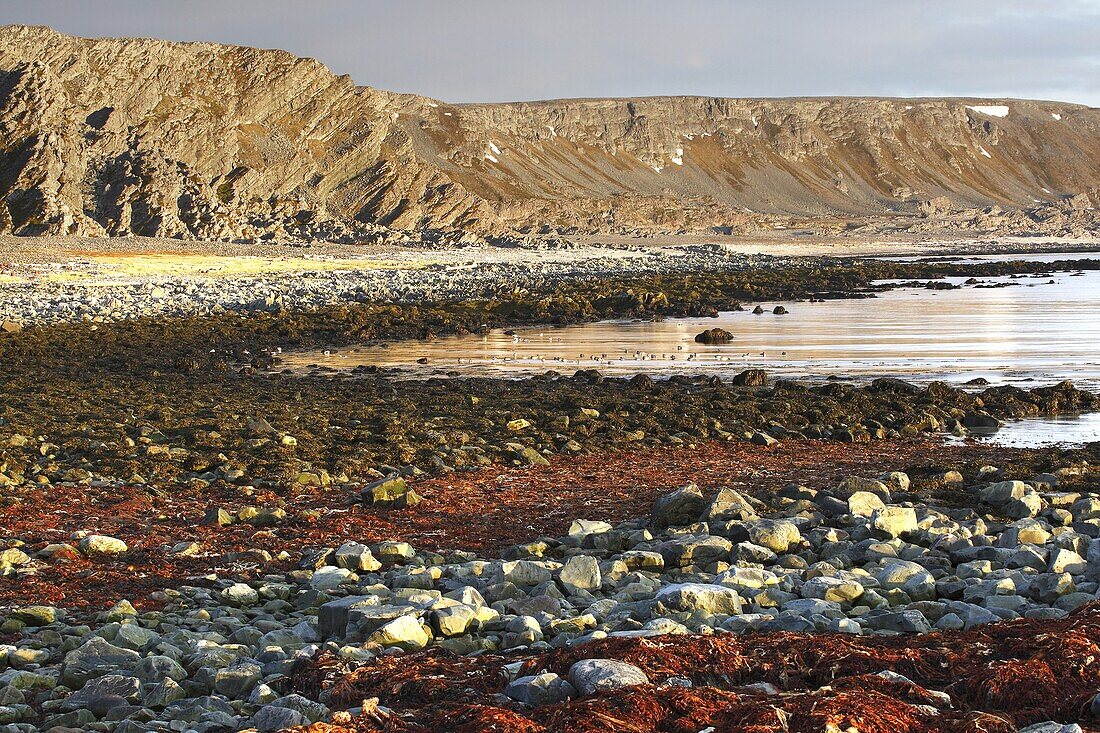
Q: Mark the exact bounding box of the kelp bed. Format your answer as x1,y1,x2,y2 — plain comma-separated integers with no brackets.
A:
287,604,1100,733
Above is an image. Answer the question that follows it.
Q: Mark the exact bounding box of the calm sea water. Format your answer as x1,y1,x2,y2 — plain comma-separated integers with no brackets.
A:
280,252,1100,447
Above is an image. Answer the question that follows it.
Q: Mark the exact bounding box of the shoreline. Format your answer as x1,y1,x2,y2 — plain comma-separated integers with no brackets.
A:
2,235,1100,732
3,238,1099,328
3,246,1098,610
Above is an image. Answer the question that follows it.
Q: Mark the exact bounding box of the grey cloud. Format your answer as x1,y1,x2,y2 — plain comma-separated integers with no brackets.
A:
1,0,1098,106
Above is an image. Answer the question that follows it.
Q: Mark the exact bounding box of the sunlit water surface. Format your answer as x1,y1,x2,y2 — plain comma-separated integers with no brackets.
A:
279,253,1100,447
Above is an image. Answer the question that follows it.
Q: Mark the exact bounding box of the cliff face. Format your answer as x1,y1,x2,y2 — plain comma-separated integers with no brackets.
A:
2,25,1099,241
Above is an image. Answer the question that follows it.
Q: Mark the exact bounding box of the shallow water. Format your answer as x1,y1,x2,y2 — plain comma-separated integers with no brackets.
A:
279,251,1100,447
282,258,1100,388
963,412,1100,448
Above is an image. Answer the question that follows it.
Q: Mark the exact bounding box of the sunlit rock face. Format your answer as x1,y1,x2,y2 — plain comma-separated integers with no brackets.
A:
2,24,1100,240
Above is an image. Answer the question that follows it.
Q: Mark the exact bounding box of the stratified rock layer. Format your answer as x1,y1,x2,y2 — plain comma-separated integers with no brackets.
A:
2,25,1100,240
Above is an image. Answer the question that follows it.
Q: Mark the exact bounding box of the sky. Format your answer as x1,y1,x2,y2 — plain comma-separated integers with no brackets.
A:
3,0,1100,106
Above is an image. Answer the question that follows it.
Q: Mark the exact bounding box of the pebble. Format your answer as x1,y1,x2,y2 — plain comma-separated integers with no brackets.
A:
2,468,1099,731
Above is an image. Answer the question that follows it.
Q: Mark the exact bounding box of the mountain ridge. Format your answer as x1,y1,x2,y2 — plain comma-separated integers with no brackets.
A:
2,24,1099,242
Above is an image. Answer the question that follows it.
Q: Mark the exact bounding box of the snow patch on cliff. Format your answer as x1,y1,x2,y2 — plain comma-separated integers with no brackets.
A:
967,105,1009,118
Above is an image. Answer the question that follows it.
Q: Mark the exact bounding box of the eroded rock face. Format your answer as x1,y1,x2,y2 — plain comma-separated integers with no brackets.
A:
2,25,1100,241
0,25,486,242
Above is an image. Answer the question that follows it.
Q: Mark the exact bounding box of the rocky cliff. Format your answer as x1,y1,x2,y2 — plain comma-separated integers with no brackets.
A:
2,25,1099,241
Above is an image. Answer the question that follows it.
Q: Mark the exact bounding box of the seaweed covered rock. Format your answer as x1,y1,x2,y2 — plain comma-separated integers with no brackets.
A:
694,327,734,344
732,368,768,386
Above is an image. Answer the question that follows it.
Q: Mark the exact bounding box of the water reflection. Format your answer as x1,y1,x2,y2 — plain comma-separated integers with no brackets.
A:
961,412,1100,449
280,264,1100,392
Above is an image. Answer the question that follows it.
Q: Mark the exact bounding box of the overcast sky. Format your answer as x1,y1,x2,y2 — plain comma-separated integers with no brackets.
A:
3,0,1100,106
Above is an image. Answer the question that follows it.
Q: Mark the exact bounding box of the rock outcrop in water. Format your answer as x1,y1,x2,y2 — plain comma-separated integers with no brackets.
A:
695,328,734,344
2,25,1100,242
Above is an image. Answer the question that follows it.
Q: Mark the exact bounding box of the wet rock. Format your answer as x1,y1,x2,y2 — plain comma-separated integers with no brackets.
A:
963,411,1001,429
694,328,734,344
731,369,768,386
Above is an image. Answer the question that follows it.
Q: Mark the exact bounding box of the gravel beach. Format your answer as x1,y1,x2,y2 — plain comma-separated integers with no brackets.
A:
3,233,1100,326
1,235,1099,733
5,14,1100,733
